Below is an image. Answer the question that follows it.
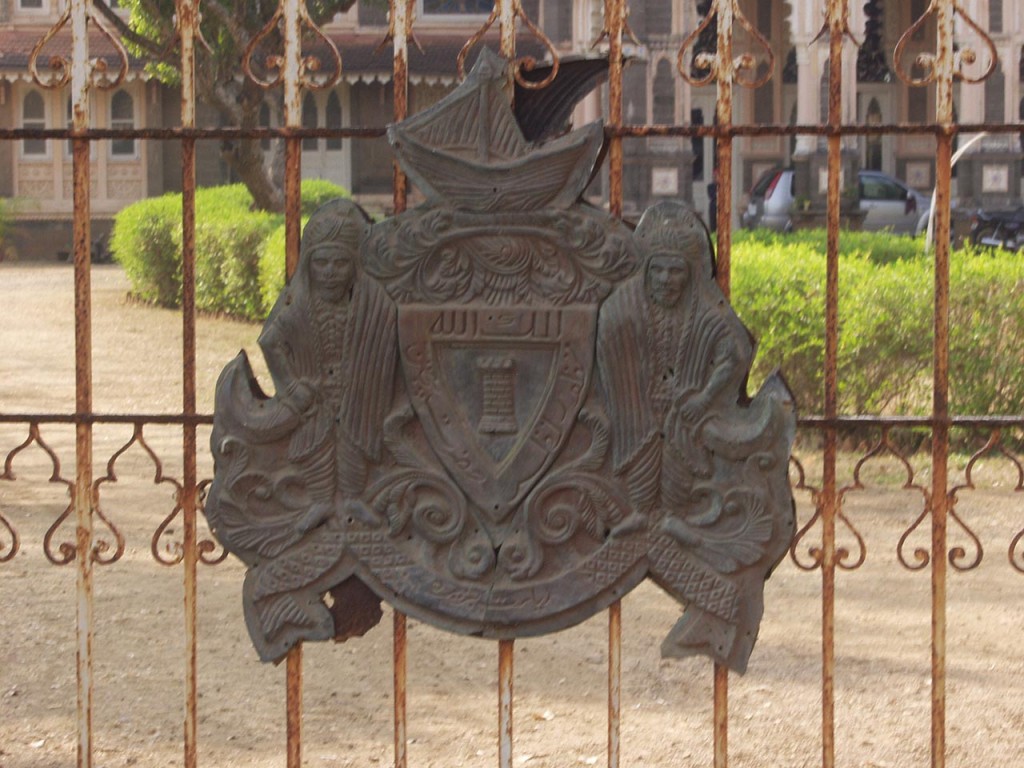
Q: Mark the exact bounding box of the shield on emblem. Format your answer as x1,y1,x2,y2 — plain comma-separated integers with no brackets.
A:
399,304,595,521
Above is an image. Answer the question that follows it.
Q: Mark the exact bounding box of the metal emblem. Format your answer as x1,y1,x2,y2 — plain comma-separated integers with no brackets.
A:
206,49,797,673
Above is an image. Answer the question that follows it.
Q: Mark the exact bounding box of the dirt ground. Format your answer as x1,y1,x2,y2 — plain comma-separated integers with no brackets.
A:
1,263,1023,767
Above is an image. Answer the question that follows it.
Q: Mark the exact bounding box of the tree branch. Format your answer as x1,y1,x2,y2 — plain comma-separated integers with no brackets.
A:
92,1,171,61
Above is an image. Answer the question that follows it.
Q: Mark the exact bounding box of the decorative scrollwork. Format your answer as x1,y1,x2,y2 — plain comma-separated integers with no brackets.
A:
893,0,997,87
242,0,343,92
196,478,228,565
93,423,181,565
677,0,774,89
28,0,129,91
951,429,1024,572
0,503,16,563
2,424,75,565
90,424,166,565
788,455,824,571
455,0,560,90
28,5,72,88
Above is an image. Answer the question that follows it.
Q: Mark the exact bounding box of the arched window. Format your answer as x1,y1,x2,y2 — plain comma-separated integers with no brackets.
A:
302,93,318,151
110,90,135,156
907,63,928,123
989,0,1003,34
325,91,342,151
1018,97,1024,176
22,91,46,156
753,60,773,124
984,63,1005,124
652,60,675,125
259,101,272,151
865,98,883,170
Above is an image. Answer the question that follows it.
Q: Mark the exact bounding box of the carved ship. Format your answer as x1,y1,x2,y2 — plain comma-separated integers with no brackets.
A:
387,49,604,212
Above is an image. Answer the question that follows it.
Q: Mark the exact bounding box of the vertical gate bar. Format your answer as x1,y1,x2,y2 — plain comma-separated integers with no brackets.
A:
69,0,94,764
604,1,625,762
393,612,407,768
498,0,516,62
281,0,304,765
607,600,621,768
177,2,199,766
391,0,412,215
283,0,303,281
498,639,514,768
605,0,625,218
710,3,737,765
286,646,303,767
819,1,847,765
391,2,412,767
712,0,734,298
930,2,955,765
713,663,728,767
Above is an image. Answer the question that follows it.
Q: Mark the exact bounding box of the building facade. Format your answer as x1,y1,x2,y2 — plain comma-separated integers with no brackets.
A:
0,0,1021,259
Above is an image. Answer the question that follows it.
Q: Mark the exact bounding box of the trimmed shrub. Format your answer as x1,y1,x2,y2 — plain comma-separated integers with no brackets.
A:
110,191,183,306
732,229,1024,417
949,250,1024,415
111,181,348,320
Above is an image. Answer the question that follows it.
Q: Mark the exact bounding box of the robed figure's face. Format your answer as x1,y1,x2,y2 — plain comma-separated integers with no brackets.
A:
645,253,690,309
309,245,357,302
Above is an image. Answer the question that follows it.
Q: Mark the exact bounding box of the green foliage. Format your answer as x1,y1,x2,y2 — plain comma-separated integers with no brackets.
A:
111,181,348,320
0,198,10,245
257,217,311,316
731,230,1024,417
949,249,1024,415
109,191,183,306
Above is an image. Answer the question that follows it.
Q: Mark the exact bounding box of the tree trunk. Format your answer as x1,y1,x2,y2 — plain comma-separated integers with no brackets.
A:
209,78,286,213
222,138,285,213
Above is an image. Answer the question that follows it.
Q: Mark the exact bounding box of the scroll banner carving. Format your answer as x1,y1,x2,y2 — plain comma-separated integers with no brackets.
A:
206,49,796,674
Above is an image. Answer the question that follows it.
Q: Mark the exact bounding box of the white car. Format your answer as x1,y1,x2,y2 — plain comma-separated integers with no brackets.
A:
741,168,931,235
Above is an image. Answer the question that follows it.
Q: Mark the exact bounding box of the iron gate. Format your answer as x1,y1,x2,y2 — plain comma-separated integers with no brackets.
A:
1,0,1023,766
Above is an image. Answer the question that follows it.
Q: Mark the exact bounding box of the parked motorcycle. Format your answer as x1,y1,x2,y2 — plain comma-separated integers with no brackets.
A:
969,206,1024,251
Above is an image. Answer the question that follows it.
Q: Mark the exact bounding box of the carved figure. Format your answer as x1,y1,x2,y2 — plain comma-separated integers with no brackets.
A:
206,199,396,660
598,202,795,671
598,202,753,510
256,199,397,533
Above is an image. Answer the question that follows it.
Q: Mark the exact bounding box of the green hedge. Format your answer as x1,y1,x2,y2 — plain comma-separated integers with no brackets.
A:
732,229,1024,416
111,181,348,319
114,204,1022,418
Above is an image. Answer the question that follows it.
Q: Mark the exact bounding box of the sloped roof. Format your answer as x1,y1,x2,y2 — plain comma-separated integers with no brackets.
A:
0,26,548,86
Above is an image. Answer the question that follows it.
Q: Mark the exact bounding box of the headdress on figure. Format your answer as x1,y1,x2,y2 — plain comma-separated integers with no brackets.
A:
634,201,715,281
295,199,372,288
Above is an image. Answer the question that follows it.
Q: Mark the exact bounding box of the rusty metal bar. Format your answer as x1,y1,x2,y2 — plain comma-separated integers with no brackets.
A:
603,0,626,764
10,119,1024,144
67,0,94,765
499,639,514,768
390,2,413,766
605,0,625,219
280,0,305,763
177,2,199,766
819,2,849,766
930,2,955,765
713,663,728,767
709,3,741,764
393,612,408,768
713,0,735,299
498,0,516,61
608,600,621,768
3,411,1021,430
286,645,303,767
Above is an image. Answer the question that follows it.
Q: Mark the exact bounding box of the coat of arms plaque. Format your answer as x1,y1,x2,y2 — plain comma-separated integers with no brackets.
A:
206,49,796,673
